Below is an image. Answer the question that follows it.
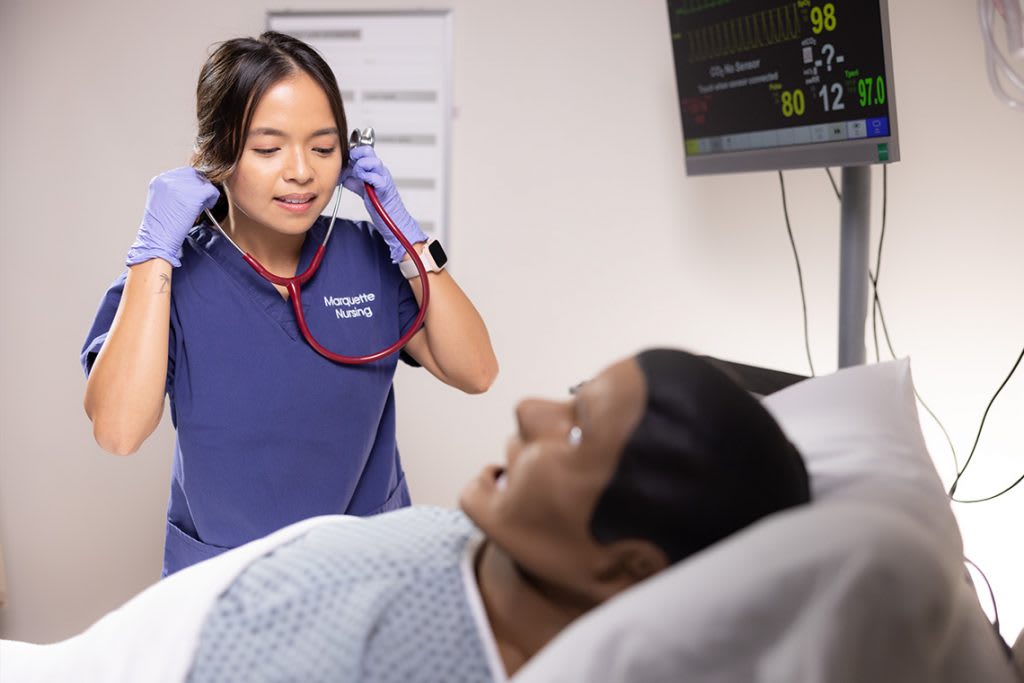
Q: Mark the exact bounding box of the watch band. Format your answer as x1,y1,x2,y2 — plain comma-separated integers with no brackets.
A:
400,238,447,279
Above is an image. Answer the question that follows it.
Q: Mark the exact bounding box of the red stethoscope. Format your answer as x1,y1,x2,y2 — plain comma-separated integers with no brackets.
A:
203,128,429,365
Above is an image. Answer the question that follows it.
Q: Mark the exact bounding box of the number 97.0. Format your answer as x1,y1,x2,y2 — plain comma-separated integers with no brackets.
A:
858,76,887,106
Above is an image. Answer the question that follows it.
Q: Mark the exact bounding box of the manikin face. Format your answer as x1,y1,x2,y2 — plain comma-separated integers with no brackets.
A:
224,71,342,236
460,357,655,600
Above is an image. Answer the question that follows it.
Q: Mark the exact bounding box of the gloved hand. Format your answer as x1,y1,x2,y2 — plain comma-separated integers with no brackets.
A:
340,145,427,264
126,167,221,268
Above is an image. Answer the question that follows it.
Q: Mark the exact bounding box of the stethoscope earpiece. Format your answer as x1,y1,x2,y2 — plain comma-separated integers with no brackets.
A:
349,127,375,150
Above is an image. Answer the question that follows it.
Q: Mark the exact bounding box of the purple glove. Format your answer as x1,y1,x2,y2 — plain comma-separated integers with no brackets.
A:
340,145,428,264
126,167,221,267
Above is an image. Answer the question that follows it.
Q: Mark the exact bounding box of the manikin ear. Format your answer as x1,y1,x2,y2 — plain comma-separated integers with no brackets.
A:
594,539,670,595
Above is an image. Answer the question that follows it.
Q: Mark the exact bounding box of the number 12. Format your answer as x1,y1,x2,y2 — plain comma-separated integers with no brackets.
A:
819,83,845,112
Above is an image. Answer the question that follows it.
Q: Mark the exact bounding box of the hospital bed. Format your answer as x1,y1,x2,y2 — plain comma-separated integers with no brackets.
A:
1,358,1021,682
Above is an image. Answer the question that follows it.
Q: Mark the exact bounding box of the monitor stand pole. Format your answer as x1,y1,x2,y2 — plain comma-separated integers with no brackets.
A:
837,165,872,368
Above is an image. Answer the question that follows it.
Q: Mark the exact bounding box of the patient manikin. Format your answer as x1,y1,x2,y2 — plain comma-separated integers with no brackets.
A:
3,349,811,682
187,349,810,682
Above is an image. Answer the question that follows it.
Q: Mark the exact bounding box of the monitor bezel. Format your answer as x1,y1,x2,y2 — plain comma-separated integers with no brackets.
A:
676,0,900,176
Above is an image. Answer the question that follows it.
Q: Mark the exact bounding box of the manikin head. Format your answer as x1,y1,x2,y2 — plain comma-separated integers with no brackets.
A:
191,31,348,235
460,349,811,605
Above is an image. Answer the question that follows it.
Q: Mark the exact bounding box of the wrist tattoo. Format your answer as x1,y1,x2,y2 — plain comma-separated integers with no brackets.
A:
158,273,170,294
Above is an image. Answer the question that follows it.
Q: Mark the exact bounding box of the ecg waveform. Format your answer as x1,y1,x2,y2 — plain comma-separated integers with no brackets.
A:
686,4,802,62
673,0,734,16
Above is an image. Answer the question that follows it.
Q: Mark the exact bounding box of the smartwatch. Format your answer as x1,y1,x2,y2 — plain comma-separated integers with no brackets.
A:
400,238,448,279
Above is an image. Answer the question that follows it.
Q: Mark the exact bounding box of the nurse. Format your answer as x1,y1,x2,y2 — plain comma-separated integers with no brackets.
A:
81,31,498,576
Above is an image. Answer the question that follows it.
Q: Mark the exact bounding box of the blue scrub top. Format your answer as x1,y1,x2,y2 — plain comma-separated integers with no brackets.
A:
82,217,420,576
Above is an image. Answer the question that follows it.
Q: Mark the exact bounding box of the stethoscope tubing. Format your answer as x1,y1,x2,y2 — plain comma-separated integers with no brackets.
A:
204,179,430,365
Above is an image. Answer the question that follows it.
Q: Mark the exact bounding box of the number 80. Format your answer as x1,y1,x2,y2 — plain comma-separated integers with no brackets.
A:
781,89,806,117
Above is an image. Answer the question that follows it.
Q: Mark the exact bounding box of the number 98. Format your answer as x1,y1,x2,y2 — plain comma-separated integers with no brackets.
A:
810,3,837,34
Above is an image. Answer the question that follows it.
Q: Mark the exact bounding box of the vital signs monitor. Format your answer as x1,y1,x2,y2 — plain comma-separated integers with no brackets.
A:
667,0,900,175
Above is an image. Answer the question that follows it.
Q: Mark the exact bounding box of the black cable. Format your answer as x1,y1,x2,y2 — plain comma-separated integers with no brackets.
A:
953,472,1024,503
825,167,842,201
871,270,1023,502
823,166,1020,501
835,166,959,473
964,557,1000,635
949,344,1024,502
872,165,888,362
778,171,815,377
868,271,960,472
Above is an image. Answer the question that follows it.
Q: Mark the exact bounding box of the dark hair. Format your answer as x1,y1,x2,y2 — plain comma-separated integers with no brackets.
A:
191,31,349,216
589,349,811,564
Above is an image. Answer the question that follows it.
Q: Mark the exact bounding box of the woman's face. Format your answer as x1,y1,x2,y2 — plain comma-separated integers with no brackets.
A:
224,71,342,235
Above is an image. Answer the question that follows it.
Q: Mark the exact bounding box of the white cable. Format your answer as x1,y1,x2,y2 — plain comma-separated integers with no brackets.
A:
204,185,343,258
979,0,1024,109
1002,0,1024,57
986,0,1024,89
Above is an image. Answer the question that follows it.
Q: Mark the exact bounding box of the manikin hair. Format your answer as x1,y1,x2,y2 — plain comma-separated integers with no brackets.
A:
589,349,811,564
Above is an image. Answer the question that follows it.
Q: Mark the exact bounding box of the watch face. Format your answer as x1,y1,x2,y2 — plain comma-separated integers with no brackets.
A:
427,240,448,268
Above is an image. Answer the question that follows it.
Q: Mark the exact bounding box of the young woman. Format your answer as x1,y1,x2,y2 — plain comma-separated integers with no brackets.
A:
82,31,498,576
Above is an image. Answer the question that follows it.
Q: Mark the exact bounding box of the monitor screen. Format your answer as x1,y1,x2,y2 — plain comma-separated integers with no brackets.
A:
667,0,899,175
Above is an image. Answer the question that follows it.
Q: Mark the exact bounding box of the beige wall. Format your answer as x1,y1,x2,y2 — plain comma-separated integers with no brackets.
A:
1,0,1021,644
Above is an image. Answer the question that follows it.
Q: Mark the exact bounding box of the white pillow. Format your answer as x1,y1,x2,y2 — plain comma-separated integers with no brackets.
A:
511,359,1016,683
762,359,960,551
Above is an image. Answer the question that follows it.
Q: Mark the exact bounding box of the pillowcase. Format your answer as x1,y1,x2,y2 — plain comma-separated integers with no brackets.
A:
761,358,960,550
510,359,1009,683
